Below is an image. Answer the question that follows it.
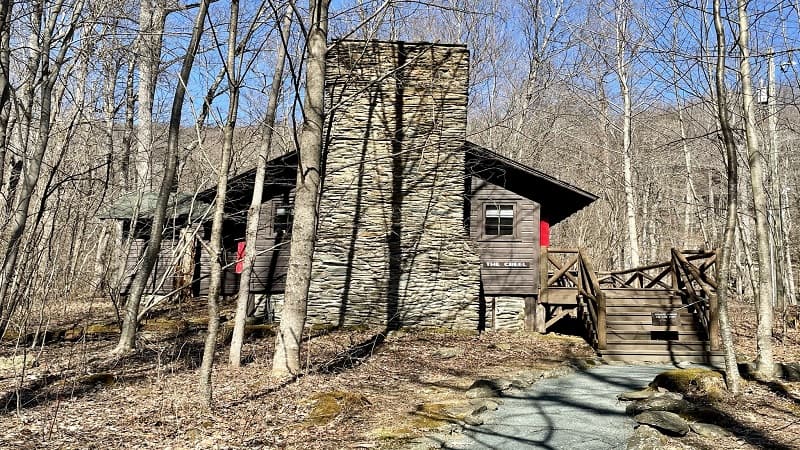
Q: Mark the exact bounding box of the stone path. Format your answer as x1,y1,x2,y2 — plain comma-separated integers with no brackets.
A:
445,365,671,450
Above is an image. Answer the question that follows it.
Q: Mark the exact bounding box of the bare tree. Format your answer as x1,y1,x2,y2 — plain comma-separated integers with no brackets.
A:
272,0,329,377
114,0,211,355
712,0,741,393
735,0,774,380
199,0,240,405
133,0,167,189
230,4,293,368
613,0,640,268
0,0,85,333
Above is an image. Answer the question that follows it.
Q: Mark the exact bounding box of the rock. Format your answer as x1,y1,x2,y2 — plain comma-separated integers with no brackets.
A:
403,437,443,450
462,414,484,426
440,403,473,419
492,378,513,391
510,378,530,389
568,358,600,370
650,368,727,400
689,422,732,438
634,411,690,436
627,424,667,450
469,398,502,407
494,343,512,351
512,369,545,387
618,388,658,401
542,364,577,379
625,393,688,415
465,380,503,399
777,362,800,382
676,361,693,369
433,347,461,359
738,361,800,381
470,399,499,414
0,355,37,373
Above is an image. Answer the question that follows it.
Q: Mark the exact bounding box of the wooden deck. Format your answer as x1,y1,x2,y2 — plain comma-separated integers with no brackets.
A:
537,248,723,365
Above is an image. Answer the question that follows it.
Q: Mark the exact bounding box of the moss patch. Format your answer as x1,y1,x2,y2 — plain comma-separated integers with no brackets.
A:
651,368,727,400
64,323,119,341
141,318,188,334
305,390,370,426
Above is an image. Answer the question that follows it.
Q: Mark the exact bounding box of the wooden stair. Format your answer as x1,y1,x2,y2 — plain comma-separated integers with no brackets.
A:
598,288,723,365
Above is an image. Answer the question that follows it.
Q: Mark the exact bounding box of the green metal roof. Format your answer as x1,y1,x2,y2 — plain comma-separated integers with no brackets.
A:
97,191,214,222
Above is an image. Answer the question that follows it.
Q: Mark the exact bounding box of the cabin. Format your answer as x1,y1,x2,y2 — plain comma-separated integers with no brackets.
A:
101,40,597,332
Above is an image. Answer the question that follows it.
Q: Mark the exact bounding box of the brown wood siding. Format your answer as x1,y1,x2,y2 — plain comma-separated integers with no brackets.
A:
470,177,540,296
121,189,295,298
197,246,239,296
120,239,181,296
238,196,293,294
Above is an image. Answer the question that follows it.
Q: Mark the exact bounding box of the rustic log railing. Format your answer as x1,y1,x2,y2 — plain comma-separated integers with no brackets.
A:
541,248,606,349
539,248,579,302
538,248,718,353
596,249,719,350
576,249,607,350
670,249,719,350
534,248,579,332
598,259,675,289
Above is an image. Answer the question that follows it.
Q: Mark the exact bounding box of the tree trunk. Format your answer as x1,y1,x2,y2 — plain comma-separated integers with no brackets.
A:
766,51,786,312
134,0,167,190
0,0,81,332
712,0,741,393
0,0,12,189
114,0,210,355
230,5,293,368
199,0,240,406
615,7,640,268
781,163,795,304
735,0,775,380
121,56,136,190
272,0,329,377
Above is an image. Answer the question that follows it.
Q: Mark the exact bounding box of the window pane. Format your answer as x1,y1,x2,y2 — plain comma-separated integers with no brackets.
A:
485,217,499,235
274,205,293,234
499,205,514,217
484,204,513,236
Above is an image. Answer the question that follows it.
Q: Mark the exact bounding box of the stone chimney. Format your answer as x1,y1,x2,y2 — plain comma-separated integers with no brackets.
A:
307,40,481,329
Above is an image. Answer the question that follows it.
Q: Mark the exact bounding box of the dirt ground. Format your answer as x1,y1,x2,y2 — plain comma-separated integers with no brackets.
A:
0,298,797,449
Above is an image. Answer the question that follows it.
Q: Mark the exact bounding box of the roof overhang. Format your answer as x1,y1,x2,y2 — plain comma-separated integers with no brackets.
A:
464,141,598,225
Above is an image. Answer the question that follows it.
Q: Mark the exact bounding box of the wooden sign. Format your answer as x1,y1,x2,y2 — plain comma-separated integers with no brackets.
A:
652,311,678,326
483,261,530,269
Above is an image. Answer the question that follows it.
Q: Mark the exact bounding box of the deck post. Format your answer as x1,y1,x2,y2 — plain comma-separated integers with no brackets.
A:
530,246,549,333
597,290,607,350
709,293,720,350
538,246,549,304
523,296,534,331
534,302,546,333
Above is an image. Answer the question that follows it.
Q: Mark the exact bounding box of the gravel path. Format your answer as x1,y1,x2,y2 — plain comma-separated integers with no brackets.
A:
446,364,671,450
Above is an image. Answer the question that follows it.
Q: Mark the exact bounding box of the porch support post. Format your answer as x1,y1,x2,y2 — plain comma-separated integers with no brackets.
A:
709,293,720,350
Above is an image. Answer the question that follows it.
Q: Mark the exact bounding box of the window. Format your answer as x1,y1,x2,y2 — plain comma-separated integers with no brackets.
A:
485,204,514,236
274,204,293,234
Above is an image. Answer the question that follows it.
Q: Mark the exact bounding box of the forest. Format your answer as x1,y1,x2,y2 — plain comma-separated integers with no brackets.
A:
0,0,798,447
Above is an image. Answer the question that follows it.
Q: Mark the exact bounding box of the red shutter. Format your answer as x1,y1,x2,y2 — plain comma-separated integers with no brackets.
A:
539,220,550,247
235,241,246,274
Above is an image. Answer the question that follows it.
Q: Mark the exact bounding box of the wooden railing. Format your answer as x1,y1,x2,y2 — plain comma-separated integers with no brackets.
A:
670,249,719,350
539,248,718,352
539,247,579,303
576,249,606,350
598,260,675,289
596,249,719,351
539,248,605,349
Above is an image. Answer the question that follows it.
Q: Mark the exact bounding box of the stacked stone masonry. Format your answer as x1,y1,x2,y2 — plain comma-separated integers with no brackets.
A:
306,41,482,329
